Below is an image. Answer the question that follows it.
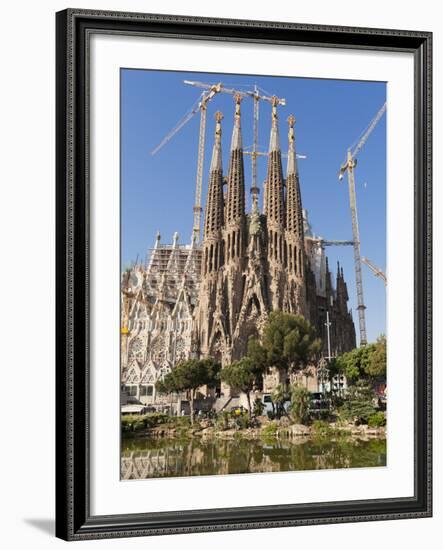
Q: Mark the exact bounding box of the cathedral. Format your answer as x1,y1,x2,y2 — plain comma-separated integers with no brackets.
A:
121,95,356,405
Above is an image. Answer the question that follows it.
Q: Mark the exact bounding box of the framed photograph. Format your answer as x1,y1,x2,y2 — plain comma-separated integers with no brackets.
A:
55,8,432,541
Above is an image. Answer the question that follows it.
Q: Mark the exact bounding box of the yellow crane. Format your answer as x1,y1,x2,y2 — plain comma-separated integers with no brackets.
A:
338,101,387,346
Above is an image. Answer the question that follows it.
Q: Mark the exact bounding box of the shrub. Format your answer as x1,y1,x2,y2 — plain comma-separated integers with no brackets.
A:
121,412,172,433
215,410,230,430
234,411,250,430
133,418,146,431
311,420,331,436
261,422,278,437
173,416,191,428
368,411,386,428
253,398,265,417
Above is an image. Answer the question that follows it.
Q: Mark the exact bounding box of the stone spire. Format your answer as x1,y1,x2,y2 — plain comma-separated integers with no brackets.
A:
224,94,246,268
284,115,306,315
264,97,285,228
336,262,349,311
285,115,304,241
225,94,245,226
202,112,225,275
264,97,286,311
204,112,224,240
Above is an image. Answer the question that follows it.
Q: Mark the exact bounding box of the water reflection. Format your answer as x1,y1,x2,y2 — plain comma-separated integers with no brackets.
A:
121,436,386,479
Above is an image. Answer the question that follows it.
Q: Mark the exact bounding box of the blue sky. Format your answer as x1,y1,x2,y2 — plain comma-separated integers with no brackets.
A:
121,69,386,345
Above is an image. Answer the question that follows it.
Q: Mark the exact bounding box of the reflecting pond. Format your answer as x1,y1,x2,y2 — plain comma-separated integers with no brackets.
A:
121,436,386,479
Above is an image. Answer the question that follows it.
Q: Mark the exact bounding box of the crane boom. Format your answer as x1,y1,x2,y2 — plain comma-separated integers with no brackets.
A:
305,237,354,247
362,257,387,285
350,102,387,160
150,100,201,156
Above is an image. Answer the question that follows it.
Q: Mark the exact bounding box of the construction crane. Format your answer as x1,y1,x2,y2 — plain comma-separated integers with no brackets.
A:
245,87,285,210
362,257,387,286
186,82,286,212
151,81,247,244
338,101,387,346
305,236,354,248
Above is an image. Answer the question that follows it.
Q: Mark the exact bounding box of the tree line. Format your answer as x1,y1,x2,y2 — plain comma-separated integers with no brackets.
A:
156,312,387,424
156,311,321,423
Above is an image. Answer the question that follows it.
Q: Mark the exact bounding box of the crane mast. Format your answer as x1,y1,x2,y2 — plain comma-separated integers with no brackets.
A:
251,85,260,211
345,149,367,346
193,103,207,243
338,101,386,347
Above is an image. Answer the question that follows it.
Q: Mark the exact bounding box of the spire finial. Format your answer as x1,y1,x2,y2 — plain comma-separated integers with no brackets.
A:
210,112,223,171
271,96,278,125
269,98,280,152
234,93,242,122
286,114,297,175
231,94,243,150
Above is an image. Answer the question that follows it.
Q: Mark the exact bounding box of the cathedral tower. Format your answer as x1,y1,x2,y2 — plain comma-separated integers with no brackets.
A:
223,94,247,348
225,93,246,262
202,111,225,276
285,115,306,315
196,112,227,357
264,96,286,309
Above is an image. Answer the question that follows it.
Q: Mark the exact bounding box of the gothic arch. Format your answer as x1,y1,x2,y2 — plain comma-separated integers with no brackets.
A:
246,293,261,319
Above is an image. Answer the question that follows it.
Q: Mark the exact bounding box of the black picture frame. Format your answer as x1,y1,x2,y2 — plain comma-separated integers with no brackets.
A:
55,8,432,541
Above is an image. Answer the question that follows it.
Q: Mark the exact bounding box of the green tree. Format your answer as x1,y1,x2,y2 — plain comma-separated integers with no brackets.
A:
290,385,311,424
156,358,220,424
334,335,386,386
365,335,387,382
261,311,321,382
246,336,268,371
339,380,376,424
271,383,290,418
220,356,265,418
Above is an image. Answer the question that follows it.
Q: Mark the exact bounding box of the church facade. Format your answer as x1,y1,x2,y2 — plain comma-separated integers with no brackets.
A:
121,96,356,405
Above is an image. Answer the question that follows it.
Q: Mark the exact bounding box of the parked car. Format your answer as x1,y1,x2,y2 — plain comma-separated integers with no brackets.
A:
121,404,152,415
308,392,331,417
261,394,291,417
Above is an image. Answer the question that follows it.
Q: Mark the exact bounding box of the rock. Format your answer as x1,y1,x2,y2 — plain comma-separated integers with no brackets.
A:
291,424,311,436
279,417,291,428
